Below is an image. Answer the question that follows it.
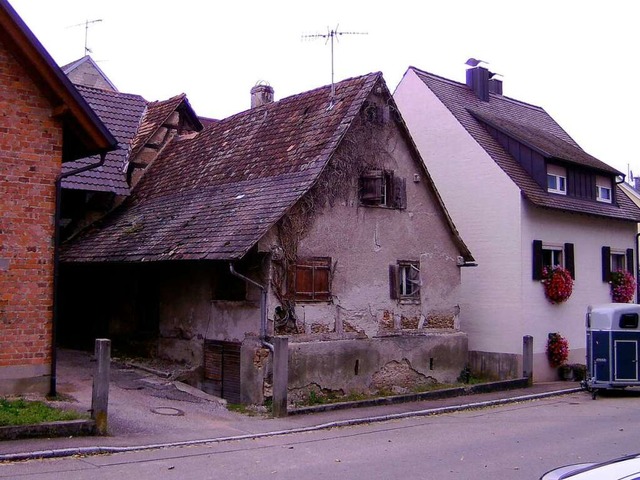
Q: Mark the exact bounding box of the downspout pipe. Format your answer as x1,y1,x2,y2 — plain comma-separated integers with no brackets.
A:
229,263,273,352
50,152,107,397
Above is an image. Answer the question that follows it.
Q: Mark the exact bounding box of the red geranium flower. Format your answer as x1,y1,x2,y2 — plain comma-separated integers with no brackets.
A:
610,269,636,303
547,332,569,368
541,266,573,304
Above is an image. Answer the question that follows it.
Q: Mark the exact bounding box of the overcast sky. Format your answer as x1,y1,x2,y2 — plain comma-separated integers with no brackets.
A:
10,0,638,177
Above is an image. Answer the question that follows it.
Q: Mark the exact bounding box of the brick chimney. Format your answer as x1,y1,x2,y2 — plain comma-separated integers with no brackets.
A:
251,84,274,108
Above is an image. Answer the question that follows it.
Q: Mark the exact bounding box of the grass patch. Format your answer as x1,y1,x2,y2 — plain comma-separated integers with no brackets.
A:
0,398,84,427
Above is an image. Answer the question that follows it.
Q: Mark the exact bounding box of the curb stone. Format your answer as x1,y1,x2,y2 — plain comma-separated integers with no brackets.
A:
0,387,580,463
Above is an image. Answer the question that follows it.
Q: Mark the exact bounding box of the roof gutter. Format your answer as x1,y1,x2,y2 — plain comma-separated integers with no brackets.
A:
50,152,108,397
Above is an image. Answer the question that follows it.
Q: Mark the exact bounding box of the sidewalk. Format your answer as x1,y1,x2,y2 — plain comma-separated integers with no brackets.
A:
0,350,582,462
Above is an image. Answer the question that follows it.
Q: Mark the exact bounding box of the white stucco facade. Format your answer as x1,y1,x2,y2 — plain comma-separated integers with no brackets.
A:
394,68,639,381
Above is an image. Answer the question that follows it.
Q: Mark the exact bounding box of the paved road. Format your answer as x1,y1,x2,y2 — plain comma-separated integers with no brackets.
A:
2,389,640,479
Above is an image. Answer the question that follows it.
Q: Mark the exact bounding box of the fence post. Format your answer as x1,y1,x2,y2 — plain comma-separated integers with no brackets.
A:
271,336,288,417
523,335,533,385
91,338,111,435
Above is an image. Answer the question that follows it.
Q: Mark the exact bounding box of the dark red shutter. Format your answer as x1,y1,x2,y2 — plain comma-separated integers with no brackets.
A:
293,258,331,301
295,264,314,301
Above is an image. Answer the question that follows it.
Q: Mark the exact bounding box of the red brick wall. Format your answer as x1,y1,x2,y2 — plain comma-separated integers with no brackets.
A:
0,38,63,374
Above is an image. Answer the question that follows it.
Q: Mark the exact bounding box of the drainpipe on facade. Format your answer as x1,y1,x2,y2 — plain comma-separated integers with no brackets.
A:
50,152,107,397
229,263,274,353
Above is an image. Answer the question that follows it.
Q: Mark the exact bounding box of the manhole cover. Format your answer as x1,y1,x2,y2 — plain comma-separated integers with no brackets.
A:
151,407,185,416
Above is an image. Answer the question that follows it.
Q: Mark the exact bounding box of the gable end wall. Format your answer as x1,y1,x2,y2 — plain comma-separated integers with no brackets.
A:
0,38,62,394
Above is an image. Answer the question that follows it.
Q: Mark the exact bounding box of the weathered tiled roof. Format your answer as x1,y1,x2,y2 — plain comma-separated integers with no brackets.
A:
61,85,147,195
62,73,383,262
129,94,202,159
411,67,640,222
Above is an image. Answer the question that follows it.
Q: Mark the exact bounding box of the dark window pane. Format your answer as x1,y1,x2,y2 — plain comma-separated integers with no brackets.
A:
620,313,639,329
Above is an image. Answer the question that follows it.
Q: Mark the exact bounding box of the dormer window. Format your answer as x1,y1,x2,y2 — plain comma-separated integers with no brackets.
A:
596,176,612,203
547,165,567,195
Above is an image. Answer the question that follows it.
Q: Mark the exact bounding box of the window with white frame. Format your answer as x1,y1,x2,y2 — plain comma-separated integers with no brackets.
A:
532,240,575,280
602,246,634,282
596,175,612,203
542,246,563,269
389,260,420,301
547,164,567,195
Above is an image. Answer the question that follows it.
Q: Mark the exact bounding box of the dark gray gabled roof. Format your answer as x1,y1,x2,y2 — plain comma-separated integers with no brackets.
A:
410,67,640,222
61,85,147,195
61,73,383,262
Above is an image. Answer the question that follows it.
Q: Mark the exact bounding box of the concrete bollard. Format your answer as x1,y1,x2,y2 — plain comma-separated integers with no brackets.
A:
271,336,288,417
523,335,533,385
91,338,111,435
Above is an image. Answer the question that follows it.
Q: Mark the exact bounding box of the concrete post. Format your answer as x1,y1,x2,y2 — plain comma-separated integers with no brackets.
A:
523,335,533,385
91,338,111,435
271,336,288,417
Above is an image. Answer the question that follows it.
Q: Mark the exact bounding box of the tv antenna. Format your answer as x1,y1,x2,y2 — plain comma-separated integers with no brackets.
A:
302,25,367,99
67,19,103,56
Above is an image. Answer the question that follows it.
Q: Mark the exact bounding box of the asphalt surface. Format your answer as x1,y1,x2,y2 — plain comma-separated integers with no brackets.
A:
0,349,582,462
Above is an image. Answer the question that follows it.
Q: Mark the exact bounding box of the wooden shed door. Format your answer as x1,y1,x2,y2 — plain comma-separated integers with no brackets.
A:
203,340,241,403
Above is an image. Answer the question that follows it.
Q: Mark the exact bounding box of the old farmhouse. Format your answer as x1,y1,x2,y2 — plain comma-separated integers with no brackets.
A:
60,72,475,405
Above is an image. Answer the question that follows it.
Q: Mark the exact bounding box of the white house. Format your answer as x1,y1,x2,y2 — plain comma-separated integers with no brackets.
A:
394,64,640,381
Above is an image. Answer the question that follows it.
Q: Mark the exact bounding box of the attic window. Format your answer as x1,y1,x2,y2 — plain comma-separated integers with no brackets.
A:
596,176,612,203
362,101,384,124
359,170,406,209
547,164,567,195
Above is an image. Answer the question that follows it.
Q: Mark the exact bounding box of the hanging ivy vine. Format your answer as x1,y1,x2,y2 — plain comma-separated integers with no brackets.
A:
270,106,397,334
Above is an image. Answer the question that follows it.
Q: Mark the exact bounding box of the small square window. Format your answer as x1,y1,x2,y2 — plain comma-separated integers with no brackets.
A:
359,170,406,209
547,164,567,195
620,313,639,329
596,176,613,203
542,246,563,269
611,252,626,272
390,260,420,301
289,257,331,302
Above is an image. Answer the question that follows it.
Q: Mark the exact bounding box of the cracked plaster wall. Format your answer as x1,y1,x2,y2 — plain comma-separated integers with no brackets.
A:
287,113,463,338
288,333,467,401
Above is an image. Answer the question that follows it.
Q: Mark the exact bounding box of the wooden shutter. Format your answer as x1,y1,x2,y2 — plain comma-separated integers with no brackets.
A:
389,264,399,299
602,246,611,282
360,171,383,204
203,340,241,404
627,248,635,275
393,176,407,209
532,240,543,280
564,243,575,279
293,257,331,301
313,260,331,301
294,264,314,301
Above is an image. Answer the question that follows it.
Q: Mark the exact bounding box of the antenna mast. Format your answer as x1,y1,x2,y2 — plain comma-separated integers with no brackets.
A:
303,25,367,99
67,19,103,56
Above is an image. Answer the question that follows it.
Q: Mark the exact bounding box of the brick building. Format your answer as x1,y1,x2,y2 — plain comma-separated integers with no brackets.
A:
0,0,115,394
